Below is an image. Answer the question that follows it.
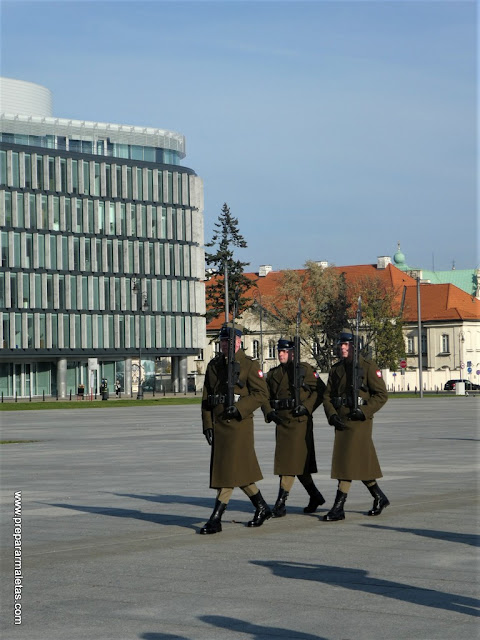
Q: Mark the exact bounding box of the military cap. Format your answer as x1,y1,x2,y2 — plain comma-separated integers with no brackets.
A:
337,328,354,343
219,322,243,339
277,338,294,351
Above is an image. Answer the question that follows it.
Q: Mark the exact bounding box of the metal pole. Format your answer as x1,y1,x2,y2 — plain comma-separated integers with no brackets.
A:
417,278,423,398
224,262,229,323
257,292,264,371
259,303,264,371
458,330,465,379
133,277,144,400
137,300,144,400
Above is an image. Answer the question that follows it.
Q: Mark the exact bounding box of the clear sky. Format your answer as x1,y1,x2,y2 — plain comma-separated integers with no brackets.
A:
1,0,477,272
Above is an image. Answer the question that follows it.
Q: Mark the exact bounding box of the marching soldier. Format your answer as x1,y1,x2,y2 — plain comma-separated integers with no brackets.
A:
200,323,271,534
262,338,326,517
323,328,389,521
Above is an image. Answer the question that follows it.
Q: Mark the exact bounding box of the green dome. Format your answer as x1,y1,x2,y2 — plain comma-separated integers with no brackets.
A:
393,243,406,266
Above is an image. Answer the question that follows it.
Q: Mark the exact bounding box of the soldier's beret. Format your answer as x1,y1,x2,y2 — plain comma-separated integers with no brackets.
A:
338,328,354,343
219,322,243,338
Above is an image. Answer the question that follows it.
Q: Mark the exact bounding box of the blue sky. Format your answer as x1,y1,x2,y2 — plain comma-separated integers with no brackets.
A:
1,0,477,272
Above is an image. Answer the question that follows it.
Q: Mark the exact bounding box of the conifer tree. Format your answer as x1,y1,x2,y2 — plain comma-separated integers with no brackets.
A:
204,203,253,323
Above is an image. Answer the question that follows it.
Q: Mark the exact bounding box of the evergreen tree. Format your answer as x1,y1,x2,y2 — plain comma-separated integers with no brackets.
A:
205,203,253,323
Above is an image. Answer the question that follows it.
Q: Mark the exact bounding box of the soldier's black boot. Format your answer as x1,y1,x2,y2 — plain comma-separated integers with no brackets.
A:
322,490,347,521
199,499,227,534
272,488,289,518
247,491,272,527
303,484,326,513
367,483,390,516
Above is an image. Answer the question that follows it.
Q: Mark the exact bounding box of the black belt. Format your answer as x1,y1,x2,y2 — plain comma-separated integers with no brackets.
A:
332,396,365,409
273,398,295,410
207,394,226,408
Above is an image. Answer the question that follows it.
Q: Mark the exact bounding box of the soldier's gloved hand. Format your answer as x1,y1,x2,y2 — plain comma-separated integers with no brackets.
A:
204,428,213,446
225,405,240,419
348,408,366,421
266,410,281,425
292,404,309,417
329,414,346,431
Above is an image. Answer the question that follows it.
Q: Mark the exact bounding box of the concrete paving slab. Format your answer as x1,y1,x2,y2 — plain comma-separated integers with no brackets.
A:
0,398,478,640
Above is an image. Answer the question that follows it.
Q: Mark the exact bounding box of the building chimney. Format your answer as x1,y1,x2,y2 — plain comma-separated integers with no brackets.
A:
377,256,392,269
258,265,272,277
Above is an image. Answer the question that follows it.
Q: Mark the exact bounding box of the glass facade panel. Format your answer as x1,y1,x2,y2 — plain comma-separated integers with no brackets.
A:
12,152,20,187
0,150,6,186
17,193,24,227
0,118,203,397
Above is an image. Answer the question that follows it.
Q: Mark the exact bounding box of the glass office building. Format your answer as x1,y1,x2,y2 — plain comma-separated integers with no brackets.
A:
0,78,206,398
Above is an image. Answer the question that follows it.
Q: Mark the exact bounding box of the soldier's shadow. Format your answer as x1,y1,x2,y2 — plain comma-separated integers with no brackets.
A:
199,615,328,639
111,491,254,513
46,501,204,530
362,523,480,547
139,616,329,639
251,560,480,617
111,491,329,517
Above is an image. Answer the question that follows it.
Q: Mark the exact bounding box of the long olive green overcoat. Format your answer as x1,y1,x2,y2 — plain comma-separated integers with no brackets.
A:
202,349,268,488
323,355,388,480
262,361,325,476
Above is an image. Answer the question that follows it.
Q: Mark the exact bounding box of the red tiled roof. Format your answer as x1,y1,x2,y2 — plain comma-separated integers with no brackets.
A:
206,264,480,330
401,283,480,322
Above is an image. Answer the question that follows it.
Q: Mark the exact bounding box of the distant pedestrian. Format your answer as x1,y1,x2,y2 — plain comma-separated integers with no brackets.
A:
115,380,121,397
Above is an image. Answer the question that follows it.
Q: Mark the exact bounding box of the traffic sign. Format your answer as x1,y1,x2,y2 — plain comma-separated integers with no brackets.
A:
477,370,480,376
400,360,407,369
467,367,472,373
392,372,397,377
460,362,465,369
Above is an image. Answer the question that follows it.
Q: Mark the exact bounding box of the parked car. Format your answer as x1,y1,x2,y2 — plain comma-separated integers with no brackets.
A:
444,379,480,391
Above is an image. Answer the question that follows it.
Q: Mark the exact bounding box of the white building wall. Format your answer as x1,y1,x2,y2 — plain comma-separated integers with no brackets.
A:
0,78,53,117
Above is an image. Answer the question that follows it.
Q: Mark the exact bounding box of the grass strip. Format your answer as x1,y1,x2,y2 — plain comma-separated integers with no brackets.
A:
0,397,202,411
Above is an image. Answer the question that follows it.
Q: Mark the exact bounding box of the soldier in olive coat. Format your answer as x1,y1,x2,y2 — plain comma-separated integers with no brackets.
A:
323,328,389,521
262,339,326,517
200,323,271,534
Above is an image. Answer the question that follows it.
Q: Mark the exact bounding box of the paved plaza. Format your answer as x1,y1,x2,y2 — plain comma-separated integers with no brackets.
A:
0,398,478,640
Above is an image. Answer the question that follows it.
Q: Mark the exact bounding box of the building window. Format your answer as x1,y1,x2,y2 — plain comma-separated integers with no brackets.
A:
196,349,204,360
0,150,6,186
407,336,415,354
268,339,276,359
253,340,259,359
441,334,450,353
421,334,427,355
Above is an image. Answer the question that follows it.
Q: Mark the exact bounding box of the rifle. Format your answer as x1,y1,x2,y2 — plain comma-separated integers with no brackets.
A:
226,287,240,410
352,296,363,412
292,298,305,408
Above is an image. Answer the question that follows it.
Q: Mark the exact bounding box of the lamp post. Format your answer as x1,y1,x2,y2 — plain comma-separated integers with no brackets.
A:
416,276,423,398
132,277,148,400
253,290,264,371
458,330,465,372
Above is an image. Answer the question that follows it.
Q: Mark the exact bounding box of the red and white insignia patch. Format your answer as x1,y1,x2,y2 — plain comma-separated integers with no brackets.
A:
258,370,264,378
314,371,319,378
376,370,382,378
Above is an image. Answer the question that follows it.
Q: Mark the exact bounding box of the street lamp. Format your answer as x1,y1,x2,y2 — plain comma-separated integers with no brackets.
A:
458,330,465,372
252,290,264,371
132,278,148,400
416,276,423,398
